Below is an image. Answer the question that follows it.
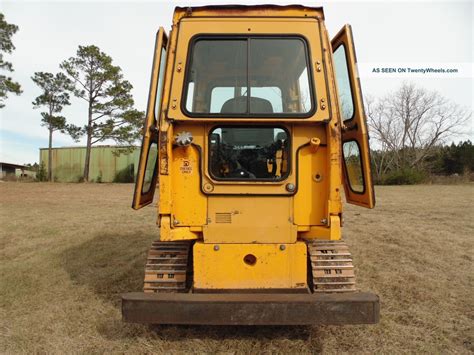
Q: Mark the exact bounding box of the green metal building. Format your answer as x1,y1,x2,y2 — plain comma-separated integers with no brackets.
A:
39,145,140,182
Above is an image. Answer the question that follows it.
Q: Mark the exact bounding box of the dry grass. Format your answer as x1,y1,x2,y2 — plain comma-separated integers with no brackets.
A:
0,182,473,353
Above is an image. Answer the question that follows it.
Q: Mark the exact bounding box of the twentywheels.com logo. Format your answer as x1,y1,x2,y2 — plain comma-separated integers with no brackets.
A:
359,62,472,78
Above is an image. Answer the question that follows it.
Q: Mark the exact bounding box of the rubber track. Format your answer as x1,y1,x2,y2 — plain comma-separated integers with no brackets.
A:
143,241,192,293
307,240,356,293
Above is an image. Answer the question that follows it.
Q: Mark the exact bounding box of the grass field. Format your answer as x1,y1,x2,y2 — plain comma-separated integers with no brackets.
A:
1,182,473,353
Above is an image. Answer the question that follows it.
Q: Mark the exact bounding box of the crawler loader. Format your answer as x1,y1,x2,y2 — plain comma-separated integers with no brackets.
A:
123,5,379,325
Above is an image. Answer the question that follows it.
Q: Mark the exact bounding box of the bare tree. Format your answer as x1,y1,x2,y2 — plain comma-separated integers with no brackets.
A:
366,82,471,176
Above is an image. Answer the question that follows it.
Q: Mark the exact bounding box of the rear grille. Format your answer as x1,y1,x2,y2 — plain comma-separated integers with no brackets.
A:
215,212,232,223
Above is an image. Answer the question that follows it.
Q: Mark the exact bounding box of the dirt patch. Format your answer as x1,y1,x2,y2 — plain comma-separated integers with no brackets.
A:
1,182,473,353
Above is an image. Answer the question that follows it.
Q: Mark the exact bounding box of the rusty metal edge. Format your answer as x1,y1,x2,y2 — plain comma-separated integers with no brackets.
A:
122,292,379,325
173,5,325,25
175,4,324,12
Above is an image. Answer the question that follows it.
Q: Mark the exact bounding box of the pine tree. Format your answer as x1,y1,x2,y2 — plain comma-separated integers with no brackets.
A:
61,45,143,181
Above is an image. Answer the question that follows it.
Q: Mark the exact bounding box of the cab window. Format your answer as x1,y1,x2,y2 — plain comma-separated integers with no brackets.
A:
154,47,167,119
142,142,158,193
333,44,354,121
343,141,364,193
209,126,289,181
184,37,314,116
210,86,283,113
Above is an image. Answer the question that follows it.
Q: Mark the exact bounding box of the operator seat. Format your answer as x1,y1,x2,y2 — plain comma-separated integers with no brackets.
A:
220,97,274,178
221,96,274,114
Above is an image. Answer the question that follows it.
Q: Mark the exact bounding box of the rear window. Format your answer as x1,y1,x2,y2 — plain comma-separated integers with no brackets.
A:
184,37,314,117
209,126,290,181
210,86,283,113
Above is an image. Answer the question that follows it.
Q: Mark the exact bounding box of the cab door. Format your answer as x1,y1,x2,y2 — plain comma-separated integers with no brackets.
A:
331,25,375,208
132,28,168,209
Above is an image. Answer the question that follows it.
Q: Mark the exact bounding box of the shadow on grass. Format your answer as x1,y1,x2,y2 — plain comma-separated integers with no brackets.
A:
61,231,151,307
98,320,314,343
148,324,312,342
61,232,317,344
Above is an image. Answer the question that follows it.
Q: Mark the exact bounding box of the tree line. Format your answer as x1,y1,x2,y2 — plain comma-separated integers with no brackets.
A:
1,13,143,182
370,140,473,184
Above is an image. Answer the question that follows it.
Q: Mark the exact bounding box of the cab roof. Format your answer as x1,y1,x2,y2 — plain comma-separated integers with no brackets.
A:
173,4,325,24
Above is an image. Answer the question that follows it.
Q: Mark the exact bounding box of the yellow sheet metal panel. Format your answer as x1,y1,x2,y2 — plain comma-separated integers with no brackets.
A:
159,215,199,242
294,145,328,226
171,144,206,226
159,226,199,242
329,215,341,240
193,242,307,290
292,124,329,227
204,196,296,243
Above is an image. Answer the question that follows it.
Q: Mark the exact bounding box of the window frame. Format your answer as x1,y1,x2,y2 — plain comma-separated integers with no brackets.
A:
207,125,292,182
181,34,316,119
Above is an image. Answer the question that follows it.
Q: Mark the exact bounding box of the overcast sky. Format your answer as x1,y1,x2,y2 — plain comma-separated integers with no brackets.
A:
1,0,472,164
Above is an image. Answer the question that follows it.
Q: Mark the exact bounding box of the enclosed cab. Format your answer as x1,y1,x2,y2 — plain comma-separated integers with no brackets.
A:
124,5,378,325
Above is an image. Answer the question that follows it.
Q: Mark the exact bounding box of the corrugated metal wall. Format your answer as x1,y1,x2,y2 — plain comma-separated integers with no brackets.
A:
39,146,140,182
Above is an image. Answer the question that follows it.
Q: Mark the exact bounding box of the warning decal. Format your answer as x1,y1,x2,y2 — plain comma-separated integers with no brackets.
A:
180,160,192,174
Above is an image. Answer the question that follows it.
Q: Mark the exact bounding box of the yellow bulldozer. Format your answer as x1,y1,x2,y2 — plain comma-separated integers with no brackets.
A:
123,5,379,325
